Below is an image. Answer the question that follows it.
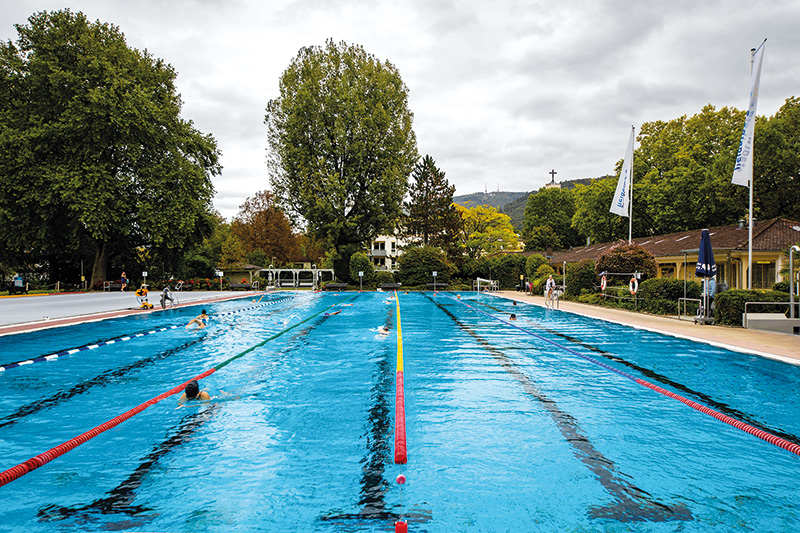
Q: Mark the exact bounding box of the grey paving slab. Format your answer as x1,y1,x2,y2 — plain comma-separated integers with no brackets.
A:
0,291,250,328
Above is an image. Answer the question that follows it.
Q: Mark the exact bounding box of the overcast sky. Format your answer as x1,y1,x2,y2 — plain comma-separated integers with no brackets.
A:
3,0,799,220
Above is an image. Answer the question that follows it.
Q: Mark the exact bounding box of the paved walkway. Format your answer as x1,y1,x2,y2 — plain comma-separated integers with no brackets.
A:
0,290,258,336
493,291,800,365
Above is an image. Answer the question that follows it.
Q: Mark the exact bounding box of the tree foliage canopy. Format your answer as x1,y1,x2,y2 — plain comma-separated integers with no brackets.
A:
455,204,520,258
0,9,220,286
230,191,299,265
523,186,579,249
266,39,417,254
403,155,460,249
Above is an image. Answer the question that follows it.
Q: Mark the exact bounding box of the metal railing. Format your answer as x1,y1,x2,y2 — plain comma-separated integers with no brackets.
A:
742,301,794,328
678,297,702,321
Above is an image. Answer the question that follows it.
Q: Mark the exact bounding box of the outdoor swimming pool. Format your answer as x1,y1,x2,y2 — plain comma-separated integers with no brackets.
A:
0,291,798,531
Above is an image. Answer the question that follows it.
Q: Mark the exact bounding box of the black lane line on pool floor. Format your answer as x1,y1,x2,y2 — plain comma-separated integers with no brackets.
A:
320,301,432,526
29,305,336,522
476,298,800,448
0,303,304,430
36,404,221,525
0,334,214,430
425,294,692,523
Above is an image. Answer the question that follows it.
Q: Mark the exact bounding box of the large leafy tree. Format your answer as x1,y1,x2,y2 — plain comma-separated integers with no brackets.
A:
455,204,520,258
523,186,581,250
754,97,800,221
403,155,461,248
230,191,300,265
0,10,220,287
266,39,418,276
571,177,628,244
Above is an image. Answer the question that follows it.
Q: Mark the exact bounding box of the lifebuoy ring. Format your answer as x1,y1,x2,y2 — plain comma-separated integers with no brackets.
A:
600,275,607,291
135,287,148,297
629,277,638,295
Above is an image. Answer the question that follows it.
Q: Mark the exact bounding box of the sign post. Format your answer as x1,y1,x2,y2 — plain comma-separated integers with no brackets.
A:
359,271,363,292
216,270,223,290
433,271,438,292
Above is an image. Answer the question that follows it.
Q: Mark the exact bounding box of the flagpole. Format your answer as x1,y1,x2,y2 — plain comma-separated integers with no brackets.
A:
629,130,633,245
747,48,756,290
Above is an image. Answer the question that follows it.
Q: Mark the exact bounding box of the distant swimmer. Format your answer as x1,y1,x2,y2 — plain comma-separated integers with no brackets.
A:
178,380,211,403
510,313,517,321
377,325,390,335
186,309,209,329
325,309,342,316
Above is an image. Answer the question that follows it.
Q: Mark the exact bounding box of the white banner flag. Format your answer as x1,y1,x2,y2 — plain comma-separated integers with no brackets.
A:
610,126,635,217
732,40,766,187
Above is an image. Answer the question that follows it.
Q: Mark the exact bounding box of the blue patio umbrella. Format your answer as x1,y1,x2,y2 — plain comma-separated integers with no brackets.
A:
695,229,717,323
695,229,717,278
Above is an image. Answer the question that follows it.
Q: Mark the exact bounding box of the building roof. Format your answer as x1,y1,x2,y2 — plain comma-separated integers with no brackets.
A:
547,217,800,264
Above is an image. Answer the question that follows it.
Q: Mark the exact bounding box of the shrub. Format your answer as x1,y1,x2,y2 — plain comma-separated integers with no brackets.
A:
525,254,548,279
595,241,657,280
637,277,702,316
349,252,375,287
773,281,790,293
397,246,452,286
494,253,527,289
564,260,596,299
375,270,395,285
715,289,790,326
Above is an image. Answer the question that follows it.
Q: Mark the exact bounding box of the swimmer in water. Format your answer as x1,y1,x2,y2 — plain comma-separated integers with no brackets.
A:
186,310,209,329
510,313,517,320
178,380,211,403
377,325,390,335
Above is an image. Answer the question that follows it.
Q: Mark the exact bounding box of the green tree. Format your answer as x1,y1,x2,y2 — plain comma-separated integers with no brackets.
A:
455,204,520,258
571,177,627,244
266,39,417,274
0,10,220,288
523,187,580,249
595,242,657,280
403,155,460,248
349,252,375,287
525,254,548,279
564,259,597,298
754,97,800,221
230,191,300,265
397,246,451,286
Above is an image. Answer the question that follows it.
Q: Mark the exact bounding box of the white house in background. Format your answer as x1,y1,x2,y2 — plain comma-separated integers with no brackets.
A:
367,234,405,271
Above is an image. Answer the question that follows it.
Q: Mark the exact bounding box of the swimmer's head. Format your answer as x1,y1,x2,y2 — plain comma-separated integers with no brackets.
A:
510,313,517,320
185,380,200,400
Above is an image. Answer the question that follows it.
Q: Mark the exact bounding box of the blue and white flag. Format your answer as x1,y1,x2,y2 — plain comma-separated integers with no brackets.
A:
732,40,766,187
610,126,635,217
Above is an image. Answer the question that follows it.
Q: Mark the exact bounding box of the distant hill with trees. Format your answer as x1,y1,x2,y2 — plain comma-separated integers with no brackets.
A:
498,178,597,231
453,191,527,210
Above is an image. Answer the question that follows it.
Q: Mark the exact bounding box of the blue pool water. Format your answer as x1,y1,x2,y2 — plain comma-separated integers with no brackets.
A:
0,291,798,531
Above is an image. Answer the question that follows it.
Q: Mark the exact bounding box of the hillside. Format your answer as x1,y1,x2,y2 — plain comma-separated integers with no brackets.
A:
452,191,527,210
498,178,601,231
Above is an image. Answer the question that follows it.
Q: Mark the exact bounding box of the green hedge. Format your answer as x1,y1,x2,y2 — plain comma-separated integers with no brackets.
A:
715,289,790,326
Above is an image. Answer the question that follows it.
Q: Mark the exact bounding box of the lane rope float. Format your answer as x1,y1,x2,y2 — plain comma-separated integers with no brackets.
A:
444,292,800,458
394,291,407,465
0,293,356,488
0,296,298,372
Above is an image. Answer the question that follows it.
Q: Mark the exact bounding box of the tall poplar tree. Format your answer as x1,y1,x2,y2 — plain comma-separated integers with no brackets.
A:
266,39,417,280
0,10,220,287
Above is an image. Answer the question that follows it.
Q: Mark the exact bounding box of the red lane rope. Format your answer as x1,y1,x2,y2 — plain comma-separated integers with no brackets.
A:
394,291,407,465
395,371,407,464
637,380,800,457
444,292,800,458
0,369,215,488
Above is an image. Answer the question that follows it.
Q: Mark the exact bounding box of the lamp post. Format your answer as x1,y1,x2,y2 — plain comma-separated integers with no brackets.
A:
432,271,437,292
216,270,223,290
359,271,363,292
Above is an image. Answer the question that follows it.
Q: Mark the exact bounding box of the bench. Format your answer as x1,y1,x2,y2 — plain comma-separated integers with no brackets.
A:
103,281,123,291
6,280,28,295
229,283,251,290
426,283,447,290
381,283,402,290
325,283,349,291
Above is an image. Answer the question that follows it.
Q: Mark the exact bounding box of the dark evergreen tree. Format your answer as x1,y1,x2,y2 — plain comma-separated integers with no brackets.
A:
402,155,460,249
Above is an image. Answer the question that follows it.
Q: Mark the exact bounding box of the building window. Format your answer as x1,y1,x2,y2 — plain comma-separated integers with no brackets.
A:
752,262,776,289
660,264,675,278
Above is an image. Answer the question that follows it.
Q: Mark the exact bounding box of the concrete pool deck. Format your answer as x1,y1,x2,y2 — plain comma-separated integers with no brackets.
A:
493,291,800,365
0,290,259,336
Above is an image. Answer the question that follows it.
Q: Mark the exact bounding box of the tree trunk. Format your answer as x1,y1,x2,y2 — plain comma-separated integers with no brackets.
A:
90,241,108,290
